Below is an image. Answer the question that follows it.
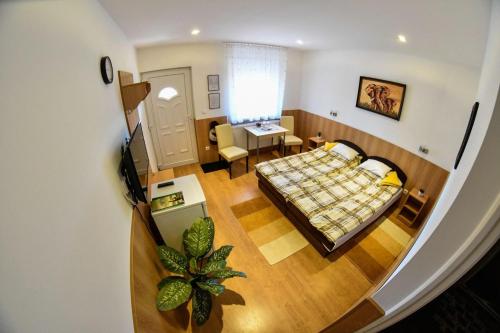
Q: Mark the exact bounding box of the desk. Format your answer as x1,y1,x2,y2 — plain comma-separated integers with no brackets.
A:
244,124,287,163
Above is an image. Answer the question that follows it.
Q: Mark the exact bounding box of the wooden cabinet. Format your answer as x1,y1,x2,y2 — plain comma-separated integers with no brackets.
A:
308,137,326,150
397,188,428,225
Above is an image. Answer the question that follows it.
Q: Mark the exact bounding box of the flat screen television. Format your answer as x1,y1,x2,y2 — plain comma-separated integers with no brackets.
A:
121,122,149,203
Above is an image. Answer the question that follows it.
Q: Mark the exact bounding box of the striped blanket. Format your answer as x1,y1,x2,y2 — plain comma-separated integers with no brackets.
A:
256,148,362,198
309,183,401,243
287,167,381,218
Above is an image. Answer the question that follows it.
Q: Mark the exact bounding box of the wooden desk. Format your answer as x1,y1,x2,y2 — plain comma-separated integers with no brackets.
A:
244,124,288,163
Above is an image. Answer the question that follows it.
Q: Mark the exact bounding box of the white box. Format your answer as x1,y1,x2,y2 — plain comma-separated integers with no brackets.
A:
151,174,208,252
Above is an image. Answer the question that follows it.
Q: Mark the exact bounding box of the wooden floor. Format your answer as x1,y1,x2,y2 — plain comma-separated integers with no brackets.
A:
169,150,419,332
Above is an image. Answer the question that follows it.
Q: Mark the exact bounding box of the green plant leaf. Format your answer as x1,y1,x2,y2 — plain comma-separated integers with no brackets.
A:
208,245,233,263
200,260,226,275
156,278,192,311
157,276,184,290
192,288,212,326
211,269,247,280
157,245,187,274
196,280,225,296
189,257,198,274
184,217,214,258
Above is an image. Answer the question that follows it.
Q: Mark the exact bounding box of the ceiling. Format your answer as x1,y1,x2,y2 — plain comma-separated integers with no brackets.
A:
99,0,492,67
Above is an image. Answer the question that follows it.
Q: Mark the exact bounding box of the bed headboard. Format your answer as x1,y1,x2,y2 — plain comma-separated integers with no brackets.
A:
335,139,368,162
368,156,407,185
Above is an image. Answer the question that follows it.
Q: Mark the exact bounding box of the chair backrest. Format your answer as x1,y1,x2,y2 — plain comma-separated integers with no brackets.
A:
280,116,294,135
215,124,234,150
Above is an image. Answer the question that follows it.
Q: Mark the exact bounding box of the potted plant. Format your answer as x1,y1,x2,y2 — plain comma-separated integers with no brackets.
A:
156,217,246,325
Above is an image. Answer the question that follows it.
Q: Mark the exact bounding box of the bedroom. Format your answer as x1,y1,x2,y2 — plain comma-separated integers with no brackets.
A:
0,1,499,332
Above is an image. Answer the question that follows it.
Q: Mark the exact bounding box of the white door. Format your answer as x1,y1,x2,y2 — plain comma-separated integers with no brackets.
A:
142,68,198,169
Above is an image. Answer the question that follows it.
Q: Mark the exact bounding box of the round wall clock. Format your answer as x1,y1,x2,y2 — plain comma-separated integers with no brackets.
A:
100,56,113,84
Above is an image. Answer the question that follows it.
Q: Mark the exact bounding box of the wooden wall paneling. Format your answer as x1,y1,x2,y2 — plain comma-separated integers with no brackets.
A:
320,298,384,333
194,116,228,164
130,203,190,333
118,71,140,135
295,110,449,225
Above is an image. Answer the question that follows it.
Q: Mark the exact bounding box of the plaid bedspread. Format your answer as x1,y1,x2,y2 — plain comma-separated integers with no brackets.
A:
256,148,361,198
287,167,381,218
309,183,401,243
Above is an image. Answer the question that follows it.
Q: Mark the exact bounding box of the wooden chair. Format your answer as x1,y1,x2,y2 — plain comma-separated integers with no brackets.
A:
215,124,249,179
280,116,303,156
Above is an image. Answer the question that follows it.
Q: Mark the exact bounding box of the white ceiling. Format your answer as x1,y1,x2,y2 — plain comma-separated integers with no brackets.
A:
99,0,492,67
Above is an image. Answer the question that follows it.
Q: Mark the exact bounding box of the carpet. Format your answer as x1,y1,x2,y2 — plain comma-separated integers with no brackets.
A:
200,160,229,173
230,196,309,265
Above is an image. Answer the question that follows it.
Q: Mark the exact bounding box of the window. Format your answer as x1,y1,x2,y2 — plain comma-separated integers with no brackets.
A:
158,87,178,101
225,43,287,124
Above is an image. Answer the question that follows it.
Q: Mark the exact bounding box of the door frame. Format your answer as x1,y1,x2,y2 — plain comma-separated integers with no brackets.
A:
141,67,199,169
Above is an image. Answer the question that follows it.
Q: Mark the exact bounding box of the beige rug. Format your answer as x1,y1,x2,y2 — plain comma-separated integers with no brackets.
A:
231,197,309,265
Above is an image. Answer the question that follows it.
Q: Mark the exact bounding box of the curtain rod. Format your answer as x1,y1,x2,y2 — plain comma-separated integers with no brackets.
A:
224,42,287,49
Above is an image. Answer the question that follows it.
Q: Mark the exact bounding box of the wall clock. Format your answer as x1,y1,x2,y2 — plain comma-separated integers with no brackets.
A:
100,56,114,84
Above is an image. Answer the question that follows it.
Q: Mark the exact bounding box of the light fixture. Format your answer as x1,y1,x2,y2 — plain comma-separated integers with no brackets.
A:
398,34,407,43
191,28,200,36
296,39,304,45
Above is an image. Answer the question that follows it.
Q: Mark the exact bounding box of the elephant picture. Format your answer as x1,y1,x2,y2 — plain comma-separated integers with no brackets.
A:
356,76,406,120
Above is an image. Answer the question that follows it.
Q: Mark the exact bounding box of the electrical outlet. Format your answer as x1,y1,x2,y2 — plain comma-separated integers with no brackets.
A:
205,146,210,151
419,146,429,154
330,110,338,117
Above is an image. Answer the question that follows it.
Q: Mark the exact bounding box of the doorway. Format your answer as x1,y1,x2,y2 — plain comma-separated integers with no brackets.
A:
142,68,198,169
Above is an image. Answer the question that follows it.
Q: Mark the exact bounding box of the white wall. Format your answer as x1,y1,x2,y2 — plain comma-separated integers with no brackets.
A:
136,42,303,120
299,50,481,170
0,1,136,332
368,0,500,328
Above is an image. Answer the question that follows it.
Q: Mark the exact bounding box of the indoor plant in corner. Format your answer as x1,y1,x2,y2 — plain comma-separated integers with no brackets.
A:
156,217,246,325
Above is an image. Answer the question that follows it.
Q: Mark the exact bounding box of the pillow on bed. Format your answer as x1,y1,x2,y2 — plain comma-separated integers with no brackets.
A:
358,159,392,178
323,141,338,151
330,143,359,160
379,171,402,187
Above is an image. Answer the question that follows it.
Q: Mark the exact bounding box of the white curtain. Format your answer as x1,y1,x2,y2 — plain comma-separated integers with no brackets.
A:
225,43,287,124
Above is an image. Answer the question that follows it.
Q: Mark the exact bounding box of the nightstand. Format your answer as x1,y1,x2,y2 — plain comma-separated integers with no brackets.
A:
308,137,326,150
397,188,429,226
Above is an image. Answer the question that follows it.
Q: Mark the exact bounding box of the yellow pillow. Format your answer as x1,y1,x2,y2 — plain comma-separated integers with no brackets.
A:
323,141,338,151
379,171,402,187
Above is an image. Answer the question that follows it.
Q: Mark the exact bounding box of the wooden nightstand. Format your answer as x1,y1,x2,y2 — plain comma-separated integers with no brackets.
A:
308,137,326,150
397,188,429,226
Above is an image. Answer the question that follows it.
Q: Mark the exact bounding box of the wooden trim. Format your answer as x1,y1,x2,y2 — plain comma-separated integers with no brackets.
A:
320,297,384,333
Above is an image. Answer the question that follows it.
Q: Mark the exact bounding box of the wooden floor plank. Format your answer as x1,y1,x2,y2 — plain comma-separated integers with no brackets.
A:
133,152,422,332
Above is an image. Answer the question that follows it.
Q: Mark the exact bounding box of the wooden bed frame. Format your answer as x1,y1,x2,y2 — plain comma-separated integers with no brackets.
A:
257,144,407,256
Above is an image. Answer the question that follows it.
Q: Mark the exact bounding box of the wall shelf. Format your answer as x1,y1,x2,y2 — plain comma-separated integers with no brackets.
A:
118,70,151,134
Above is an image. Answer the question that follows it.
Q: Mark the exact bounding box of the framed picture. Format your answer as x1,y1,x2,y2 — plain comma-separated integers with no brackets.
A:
356,76,406,121
208,93,220,109
207,75,220,91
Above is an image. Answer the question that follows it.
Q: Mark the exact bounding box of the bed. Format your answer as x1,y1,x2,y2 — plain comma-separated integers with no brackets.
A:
255,140,368,202
257,147,407,256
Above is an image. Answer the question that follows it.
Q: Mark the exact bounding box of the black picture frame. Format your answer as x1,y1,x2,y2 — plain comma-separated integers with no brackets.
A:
207,75,220,91
454,102,479,169
356,76,406,121
208,93,220,109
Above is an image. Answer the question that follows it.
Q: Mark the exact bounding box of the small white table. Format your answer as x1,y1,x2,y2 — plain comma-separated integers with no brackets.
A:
151,174,208,252
244,124,288,163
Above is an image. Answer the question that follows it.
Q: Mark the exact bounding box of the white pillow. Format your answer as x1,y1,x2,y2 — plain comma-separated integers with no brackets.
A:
331,143,359,161
358,159,392,178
